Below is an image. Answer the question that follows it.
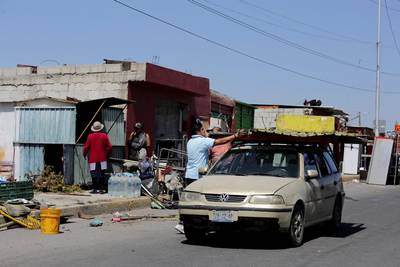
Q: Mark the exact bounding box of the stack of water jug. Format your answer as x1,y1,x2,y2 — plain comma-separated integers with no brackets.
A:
108,172,141,198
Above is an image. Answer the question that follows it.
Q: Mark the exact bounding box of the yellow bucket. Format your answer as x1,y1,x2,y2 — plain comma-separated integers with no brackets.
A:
40,208,61,235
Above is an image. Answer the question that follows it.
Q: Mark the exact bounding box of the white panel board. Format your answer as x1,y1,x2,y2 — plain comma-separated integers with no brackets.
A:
367,138,394,185
342,144,360,175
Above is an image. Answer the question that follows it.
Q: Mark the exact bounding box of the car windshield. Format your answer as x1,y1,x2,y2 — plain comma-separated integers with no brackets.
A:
209,148,299,178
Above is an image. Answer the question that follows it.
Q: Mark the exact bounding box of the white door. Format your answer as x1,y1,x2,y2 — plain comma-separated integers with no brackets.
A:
343,144,360,175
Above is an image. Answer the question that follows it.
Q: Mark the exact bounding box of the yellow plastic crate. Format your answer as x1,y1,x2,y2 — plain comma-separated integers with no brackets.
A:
276,114,335,134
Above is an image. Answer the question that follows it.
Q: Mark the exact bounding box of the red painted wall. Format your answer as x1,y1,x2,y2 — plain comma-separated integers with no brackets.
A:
126,64,210,155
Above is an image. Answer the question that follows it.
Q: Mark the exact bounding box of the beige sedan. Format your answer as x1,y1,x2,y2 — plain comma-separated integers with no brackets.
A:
178,145,345,246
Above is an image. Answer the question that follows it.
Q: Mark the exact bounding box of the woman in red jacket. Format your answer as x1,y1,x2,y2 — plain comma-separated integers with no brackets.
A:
84,121,112,194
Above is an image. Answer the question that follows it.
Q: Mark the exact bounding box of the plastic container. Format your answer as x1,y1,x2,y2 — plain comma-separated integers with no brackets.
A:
127,173,134,198
115,173,123,197
40,208,61,234
0,181,34,202
108,174,117,197
132,173,142,198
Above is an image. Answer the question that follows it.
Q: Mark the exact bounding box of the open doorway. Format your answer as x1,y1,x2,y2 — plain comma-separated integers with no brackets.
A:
44,144,64,174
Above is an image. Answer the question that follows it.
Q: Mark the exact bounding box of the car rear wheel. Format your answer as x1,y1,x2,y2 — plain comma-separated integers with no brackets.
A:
288,206,304,247
184,222,206,243
327,197,342,231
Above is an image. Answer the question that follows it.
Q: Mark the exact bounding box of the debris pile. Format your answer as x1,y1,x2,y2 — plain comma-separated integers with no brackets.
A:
33,166,82,193
0,199,41,231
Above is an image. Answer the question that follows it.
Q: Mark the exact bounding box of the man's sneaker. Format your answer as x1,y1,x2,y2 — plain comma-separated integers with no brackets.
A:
175,223,185,234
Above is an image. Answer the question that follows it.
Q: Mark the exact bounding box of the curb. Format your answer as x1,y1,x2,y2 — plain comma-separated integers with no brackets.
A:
32,196,151,218
342,174,360,183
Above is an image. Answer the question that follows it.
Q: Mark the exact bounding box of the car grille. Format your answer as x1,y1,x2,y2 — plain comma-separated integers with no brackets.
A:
204,194,247,203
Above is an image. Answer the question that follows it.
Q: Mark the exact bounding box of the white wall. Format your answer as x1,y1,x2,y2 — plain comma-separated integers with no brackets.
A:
0,103,15,162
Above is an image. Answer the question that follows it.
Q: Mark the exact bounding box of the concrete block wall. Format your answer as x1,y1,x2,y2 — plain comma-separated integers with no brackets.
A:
0,63,147,103
254,108,311,129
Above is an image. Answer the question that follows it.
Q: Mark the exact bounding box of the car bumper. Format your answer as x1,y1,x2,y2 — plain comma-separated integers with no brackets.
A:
179,205,293,231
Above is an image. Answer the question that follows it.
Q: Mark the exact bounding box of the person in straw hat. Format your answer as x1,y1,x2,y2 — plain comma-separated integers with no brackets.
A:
84,121,112,194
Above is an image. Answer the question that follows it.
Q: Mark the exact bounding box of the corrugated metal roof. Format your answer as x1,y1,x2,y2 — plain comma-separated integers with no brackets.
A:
211,89,235,107
0,96,80,105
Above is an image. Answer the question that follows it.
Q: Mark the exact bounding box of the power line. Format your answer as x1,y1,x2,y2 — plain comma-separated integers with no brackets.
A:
200,0,354,43
368,0,400,12
111,0,400,94
384,0,400,57
240,0,373,45
188,0,400,77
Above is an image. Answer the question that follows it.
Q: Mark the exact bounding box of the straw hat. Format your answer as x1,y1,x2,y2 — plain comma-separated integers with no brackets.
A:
91,121,104,132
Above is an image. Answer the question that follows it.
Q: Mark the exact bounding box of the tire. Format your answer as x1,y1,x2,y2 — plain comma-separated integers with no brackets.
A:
184,222,206,243
327,197,342,232
288,206,305,247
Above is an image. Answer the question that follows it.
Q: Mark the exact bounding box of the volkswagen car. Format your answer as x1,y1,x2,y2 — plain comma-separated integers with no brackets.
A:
178,144,345,246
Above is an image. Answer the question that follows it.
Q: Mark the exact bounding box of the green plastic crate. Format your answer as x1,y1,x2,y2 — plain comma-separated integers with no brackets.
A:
0,181,34,203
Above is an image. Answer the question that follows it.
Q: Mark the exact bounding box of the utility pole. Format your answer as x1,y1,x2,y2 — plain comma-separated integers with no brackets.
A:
358,111,361,127
375,0,382,136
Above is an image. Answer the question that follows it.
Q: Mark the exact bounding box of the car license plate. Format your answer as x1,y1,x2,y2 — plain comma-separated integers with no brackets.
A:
209,210,235,223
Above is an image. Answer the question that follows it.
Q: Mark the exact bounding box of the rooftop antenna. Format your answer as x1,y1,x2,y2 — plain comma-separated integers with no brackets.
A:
39,59,61,66
151,55,160,64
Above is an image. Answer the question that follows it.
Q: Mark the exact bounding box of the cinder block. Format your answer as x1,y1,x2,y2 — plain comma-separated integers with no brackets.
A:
16,67,34,76
37,67,62,75
0,68,17,77
105,64,123,73
76,64,106,74
60,65,77,74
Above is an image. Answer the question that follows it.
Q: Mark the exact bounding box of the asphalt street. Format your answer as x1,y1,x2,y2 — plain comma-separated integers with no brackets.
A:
1,182,400,267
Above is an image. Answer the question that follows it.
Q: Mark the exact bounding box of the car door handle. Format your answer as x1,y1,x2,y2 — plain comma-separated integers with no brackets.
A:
320,185,325,190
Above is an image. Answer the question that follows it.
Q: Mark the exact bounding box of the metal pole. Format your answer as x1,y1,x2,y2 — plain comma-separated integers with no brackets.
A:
375,0,382,136
76,100,107,144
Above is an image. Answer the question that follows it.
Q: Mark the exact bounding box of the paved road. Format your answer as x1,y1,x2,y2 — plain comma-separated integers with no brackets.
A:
2,182,400,267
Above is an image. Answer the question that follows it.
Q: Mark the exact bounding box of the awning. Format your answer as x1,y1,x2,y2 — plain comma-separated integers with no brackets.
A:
77,97,135,108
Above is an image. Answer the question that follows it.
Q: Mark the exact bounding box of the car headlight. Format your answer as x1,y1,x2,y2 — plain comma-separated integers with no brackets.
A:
249,195,285,205
180,191,202,202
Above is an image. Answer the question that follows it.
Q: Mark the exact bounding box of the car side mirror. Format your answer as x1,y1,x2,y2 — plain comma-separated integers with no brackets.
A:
306,170,319,180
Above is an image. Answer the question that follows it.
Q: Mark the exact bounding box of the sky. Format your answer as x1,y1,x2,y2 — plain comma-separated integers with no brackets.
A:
1,0,400,130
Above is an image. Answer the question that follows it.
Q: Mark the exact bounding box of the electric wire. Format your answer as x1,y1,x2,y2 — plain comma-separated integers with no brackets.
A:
384,0,400,57
240,0,373,45
368,0,400,13
200,0,353,43
188,0,400,77
111,0,400,94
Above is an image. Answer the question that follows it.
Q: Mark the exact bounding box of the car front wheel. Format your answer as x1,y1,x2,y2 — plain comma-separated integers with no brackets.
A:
288,206,304,247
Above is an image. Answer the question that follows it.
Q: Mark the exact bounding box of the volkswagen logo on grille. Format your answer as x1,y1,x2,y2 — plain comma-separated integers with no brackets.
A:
219,193,230,202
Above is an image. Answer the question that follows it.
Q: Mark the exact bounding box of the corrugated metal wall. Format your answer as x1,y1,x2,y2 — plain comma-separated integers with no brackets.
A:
15,107,76,144
72,145,124,185
102,107,125,146
73,144,91,185
14,107,76,180
235,103,254,129
72,108,125,184
18,144,44,180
